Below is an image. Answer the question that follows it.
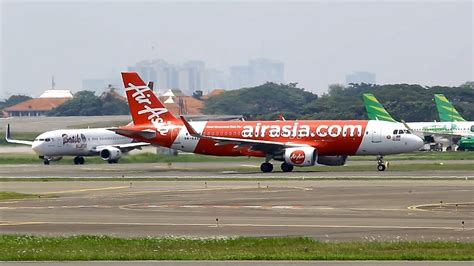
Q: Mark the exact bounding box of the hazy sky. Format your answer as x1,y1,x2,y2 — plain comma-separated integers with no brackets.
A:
1,1,472,99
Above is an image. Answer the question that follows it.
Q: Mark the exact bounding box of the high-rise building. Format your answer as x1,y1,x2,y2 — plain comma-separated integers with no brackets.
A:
125,57,285,93
230,65,252,89
249,58,284,85
229,58,285,89
345,71,376,85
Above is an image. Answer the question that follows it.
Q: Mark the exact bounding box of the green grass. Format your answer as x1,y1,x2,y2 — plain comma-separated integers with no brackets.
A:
0,191,41,200
1,151,474,165
351,151,474,161
66,120,130,129
303,163,474,172
0,153,259,165
0,235,472,261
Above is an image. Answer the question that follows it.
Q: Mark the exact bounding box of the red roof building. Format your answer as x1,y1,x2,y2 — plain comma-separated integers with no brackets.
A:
3,98,70,117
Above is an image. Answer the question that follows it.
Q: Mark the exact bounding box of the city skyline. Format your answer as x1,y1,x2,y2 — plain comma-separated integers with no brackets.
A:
1,1,472,99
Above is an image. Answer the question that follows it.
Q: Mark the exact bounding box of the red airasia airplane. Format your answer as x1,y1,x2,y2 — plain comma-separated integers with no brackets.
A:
112,72,423,172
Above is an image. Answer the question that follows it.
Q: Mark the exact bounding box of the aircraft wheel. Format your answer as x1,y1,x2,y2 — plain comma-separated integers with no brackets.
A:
377,164,386,171
73,157,80,165
260,162,273,173
281,162,294,172
75,156,85,165
44,159,50,165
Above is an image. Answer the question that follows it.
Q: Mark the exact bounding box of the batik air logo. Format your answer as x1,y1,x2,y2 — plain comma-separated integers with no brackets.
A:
62,133,86,145
127,83,170,136
290,150,305,164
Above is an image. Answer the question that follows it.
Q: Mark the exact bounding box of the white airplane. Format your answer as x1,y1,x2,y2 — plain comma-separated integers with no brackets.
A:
5,124,149,165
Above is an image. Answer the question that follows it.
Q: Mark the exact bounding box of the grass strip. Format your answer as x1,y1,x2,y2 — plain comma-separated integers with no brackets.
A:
0,153,259,165
1,151,474,165
0,235,472,261
0,191,42,200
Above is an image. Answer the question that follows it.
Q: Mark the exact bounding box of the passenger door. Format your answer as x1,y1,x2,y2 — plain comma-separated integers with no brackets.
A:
371,125,382,143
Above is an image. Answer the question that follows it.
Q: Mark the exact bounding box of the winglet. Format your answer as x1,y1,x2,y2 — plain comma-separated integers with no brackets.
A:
5,124,34,146
179,115,200,137
6,123,11,140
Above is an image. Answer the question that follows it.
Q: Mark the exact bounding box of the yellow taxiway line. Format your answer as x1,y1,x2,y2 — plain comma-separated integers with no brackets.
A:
43,186,129,195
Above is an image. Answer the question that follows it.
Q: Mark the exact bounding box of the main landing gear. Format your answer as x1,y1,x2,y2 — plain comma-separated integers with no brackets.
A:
43,159,50,165
260,162,295,173
260,162,273,173
260,154,274,173
376,155,389,171
260,154,295,173
281,162,294,172
74,156,85,165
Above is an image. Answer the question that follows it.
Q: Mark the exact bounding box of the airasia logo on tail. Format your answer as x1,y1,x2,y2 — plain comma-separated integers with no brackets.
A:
290,150,305,164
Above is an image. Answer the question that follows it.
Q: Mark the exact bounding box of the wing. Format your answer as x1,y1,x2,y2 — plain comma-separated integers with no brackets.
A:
179,116,309,154
107,128,157,139
5,124,34,146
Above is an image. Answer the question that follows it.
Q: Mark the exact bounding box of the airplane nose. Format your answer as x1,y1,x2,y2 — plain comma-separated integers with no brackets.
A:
411,135,424,150
32,142,43,155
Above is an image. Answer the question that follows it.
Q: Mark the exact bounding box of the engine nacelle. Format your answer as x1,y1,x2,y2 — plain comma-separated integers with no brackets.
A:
284,147,317,166
317,155,347,166
100,147,122,161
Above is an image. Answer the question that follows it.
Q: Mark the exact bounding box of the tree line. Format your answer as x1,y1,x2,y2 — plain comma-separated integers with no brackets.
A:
203,81,474,122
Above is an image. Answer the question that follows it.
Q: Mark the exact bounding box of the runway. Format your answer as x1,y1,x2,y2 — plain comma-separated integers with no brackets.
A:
1,180,472,241
0,162,473,179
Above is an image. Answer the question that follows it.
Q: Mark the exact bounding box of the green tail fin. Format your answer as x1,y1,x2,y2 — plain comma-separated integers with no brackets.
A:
362,93,397,122
434,94,466,122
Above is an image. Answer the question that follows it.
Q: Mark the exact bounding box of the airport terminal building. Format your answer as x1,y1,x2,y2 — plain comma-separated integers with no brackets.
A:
3,90,73,117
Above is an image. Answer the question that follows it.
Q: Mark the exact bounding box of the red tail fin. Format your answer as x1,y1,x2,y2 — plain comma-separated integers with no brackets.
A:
121,71,178,126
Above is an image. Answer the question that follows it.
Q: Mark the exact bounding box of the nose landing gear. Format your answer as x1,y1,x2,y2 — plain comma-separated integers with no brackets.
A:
376,155,389,171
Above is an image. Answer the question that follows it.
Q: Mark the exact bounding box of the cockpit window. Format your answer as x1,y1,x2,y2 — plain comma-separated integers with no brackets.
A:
393,129,411,135
45,138,51,142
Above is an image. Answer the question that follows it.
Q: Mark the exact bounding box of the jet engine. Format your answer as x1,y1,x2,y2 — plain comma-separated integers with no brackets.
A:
284,147,317,166
317,155,347,166
100,147,122,161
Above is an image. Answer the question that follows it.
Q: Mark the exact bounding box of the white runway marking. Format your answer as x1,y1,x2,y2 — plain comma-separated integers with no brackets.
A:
119,204,407,212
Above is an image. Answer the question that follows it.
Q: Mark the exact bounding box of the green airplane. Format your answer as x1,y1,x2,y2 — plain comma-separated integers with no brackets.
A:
434,94,473,151
362,93,474,151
